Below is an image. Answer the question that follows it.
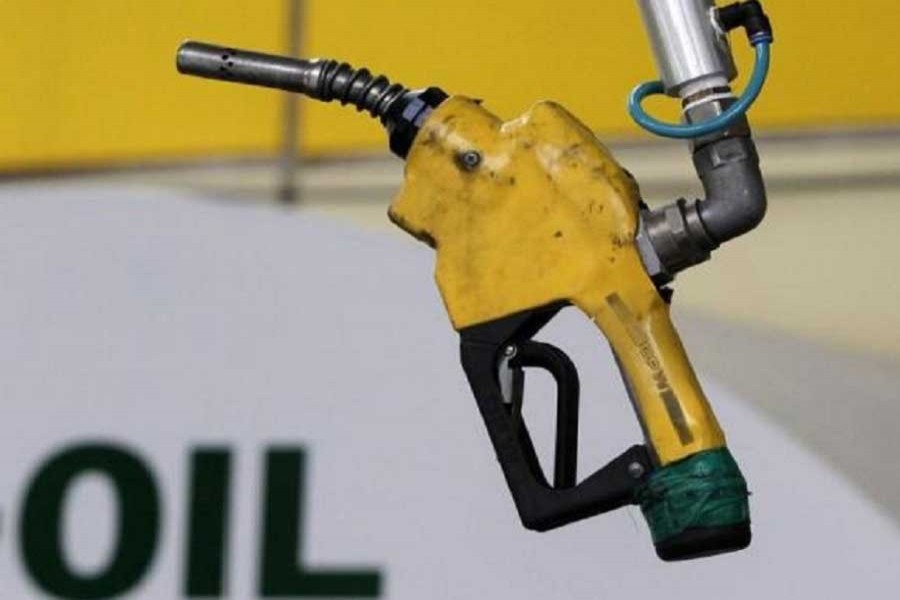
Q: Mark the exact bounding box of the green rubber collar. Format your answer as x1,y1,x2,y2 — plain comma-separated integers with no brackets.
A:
636,448,750,544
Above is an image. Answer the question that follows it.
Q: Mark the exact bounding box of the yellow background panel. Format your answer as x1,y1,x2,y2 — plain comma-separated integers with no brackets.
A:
0,0,285,170
2,1,899,170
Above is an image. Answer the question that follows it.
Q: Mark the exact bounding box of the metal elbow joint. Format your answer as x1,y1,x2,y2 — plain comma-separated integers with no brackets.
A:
639,132,768,284
695,134,767,242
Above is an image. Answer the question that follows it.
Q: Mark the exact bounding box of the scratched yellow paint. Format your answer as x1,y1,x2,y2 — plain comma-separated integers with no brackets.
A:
2,0,898,170
390,97,726,464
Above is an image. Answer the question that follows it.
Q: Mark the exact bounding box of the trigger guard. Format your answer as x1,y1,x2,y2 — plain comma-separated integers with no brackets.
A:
460,302,653,532
509,341,580,489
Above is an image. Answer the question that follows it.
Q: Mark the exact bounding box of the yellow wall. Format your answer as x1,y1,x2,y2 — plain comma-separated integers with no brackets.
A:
2,1,899,170
1,1,285,170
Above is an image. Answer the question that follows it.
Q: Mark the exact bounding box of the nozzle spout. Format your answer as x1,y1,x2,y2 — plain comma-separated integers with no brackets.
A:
176,41,409,122
177,41,323,96
176,40,448,157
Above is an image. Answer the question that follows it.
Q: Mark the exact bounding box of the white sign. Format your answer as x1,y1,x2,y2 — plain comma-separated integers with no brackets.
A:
1,181,898,599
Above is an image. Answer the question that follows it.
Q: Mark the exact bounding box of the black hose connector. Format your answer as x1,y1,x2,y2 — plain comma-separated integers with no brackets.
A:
383,87,449,158
313,60,409,121
310,60,449,156
717,1,774,44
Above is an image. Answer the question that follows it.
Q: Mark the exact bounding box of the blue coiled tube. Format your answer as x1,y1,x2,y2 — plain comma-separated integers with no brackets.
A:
628,41,771,139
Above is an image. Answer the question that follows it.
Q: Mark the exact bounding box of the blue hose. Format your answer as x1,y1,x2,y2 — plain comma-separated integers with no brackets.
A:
628,41,771,139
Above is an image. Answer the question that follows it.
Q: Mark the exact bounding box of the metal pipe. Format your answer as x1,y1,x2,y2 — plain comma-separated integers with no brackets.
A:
636,0,736,97
176,42,325,96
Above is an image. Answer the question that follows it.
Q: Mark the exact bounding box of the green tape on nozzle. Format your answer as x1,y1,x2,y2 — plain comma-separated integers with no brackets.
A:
636,448,751,560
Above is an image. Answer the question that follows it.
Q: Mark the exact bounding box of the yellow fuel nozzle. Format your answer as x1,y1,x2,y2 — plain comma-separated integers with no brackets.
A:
389,97,751,560
177,42,753,562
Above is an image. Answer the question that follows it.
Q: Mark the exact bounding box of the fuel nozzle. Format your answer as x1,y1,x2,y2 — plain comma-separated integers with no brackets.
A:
176,41,447,158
